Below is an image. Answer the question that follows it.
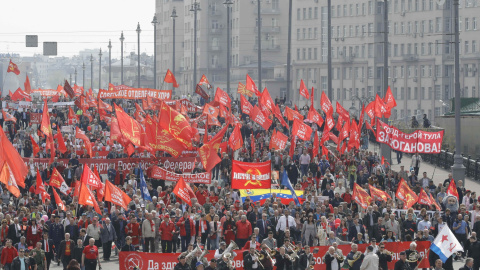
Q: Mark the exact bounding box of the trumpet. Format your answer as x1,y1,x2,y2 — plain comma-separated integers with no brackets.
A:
285,253,296,262
382,250,393,256
285,242,299,253
253,250,265,269
264,246,277,256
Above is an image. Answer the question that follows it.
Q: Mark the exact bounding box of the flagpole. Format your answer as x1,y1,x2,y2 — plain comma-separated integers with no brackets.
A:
2,72,9,96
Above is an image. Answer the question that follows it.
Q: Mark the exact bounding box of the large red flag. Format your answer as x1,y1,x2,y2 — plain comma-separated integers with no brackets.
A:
446,180,459,200
63,80,75,99
348,120,360,151
374,94,388,118
383,86,397,118
52,188,66,211
237,82,252,97
284,106,304,122
228,124,243,151
24,75,32,94
80,165,102,189
7,60,20,75
40,99,52,137
369,184,392,202
10,88,31,101
246,74,260,96
417,189,432,206
312,131,319,158
292,119,312,141
104,180,132,210
49,168,71,195
68,107,78,125
429,193,442,210
78,182,101,214
269,129,289,151
231,160,272,189
274,105,289,128
55,127,68,154
259,88,275,113
75,127,92,157
336,102,350,120
365,101,375,125
164,69,179,88
35,169,47,194
338,120,350,143
240,94,253,116
158,102,193,147
299,79,310,99
396,178,418,209
306,106,324,128
30,135,40,157
0,127,27,188
0,163,20,198
98,98,113,112
203,103,219,118
144,115,186,157
173,177,193,206
114,103,144,147
199,74,212,89
250,106,272,130
320,130,330,145
2,110,16,123
213,87,232,109
199,143,222,172
320,91,333,117
352,183,372,209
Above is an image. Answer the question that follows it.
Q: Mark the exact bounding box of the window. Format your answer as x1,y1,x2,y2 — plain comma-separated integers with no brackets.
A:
308,48,312,60
400,87,405,100
308,28,312,39
314,7,318,19
332,6,335,17
314,27,318,39
302,49,306,60
465,41,469,54
343,5,347,16
297,29,300,40
303,8,307,20
466,18,470,30
474,17,478,30
436,17,442,32
308,8,312,19
297,9,301,20
421,87,425,99
314,48,318,59
473,41,477,53
303,28,306,39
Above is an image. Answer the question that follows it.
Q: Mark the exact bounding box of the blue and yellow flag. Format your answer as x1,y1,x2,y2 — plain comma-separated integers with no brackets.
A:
240,189,304,205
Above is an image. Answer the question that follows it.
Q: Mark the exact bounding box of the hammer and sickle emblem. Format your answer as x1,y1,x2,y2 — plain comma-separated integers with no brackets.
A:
448,243,456,252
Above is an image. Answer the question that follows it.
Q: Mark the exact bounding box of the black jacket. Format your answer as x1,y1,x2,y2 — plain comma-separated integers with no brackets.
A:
299,252,315,270
58,239,75,259
121,244,136,251
41,239,55,257
65,224,79,241
363,211,380,228
394,260,410,270
72,246,83,263
274,253,292,270
244,253,257,270
11,256,31,270
376,251,392,270
324,252,342,270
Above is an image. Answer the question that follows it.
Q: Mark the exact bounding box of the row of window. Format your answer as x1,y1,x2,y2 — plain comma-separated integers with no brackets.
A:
296,7,319,20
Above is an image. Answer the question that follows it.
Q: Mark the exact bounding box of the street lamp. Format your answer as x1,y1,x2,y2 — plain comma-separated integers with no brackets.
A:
99,48,102,90
257,0,262,91
171,7,178,94
108,40,112,84
327,0,332,101
380,0,392,164
90,54,94,90
82,62,85,88
120,31,125,85
224,0,233,95
136,23,141,88
452,0,466,182
74,68,77,85
152,15,158,89
190,1,201,91
286,0,292,102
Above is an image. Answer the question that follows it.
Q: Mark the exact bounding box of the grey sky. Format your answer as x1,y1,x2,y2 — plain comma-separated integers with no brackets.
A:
1,0,155,58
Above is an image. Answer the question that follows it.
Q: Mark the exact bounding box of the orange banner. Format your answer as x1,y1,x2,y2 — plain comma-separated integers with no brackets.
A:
98,88,171,100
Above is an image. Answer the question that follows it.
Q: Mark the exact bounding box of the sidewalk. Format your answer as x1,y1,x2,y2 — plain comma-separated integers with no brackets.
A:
369,143,480,193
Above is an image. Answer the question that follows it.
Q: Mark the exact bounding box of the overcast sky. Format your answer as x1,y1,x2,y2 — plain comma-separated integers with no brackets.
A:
1,0,155,58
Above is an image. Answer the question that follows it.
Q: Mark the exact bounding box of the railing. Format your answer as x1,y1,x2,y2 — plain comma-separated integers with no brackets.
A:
418,150,480,181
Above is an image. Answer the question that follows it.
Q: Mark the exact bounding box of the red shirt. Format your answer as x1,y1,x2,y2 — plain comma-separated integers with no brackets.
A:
235,220,252,239
196,190,208,205
1,247,17,265
82,245,98,260
159,221,175,241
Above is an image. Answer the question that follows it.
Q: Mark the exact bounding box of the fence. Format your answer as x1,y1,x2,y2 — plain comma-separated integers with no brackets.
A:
418,149,480,181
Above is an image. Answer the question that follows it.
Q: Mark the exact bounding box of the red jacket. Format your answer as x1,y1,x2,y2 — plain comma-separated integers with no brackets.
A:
235,220,252,239
196,190,208,205
1,246,17,265
176,217,195,237
159,221,175,241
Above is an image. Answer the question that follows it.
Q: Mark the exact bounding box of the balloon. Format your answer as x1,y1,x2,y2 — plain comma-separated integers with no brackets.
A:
334,218,341,229
87,126,92,131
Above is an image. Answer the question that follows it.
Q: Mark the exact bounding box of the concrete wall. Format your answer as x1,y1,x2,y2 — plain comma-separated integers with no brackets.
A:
436,115,480,157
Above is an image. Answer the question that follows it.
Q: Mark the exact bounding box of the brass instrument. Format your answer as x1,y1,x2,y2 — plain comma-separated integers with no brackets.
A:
264,246,277,256
381,250,393,256
198,249,210,263
285,242,299,253
223,252,234,270
224,241,239,255
285,253,296,262
307,253,316,269
347,251,362,267
335,250,345,263
253,250,265,269
406,251,421,263
185,247,199,264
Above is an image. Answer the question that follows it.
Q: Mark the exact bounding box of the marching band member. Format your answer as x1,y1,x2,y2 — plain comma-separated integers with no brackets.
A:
261,231,277,250
405,242,422,269
259,244,273,270
214,242,228,260
365,238,379,255
244,246,263,270
299,245,316,270
324,246,343,270
173,255,191,270
359,246,379,270
217,252,236,270
274,247,293,270
346,243,364,270
243,234,261,250
394,251,410,270
376,243,393,270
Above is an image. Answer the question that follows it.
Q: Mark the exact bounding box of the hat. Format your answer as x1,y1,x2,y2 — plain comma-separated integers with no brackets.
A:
210,259,216,263
82,213,87,216
399,251,406,255
195,262,203,268
164,215,170,218
235,200,240,203
54,215,59,219
22,217,27,222
141,204,145,208
220,241,226,246
179,255,186,259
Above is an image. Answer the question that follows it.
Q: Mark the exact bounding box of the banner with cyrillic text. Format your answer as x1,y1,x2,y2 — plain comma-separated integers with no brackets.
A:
149,166,211,184
98,88,171,100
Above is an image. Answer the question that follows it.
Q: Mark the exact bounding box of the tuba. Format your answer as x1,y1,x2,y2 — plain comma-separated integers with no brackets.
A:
346,251,362,267
223,252,234,270
225,241,239,255
198,248,210,263
185,246,200,264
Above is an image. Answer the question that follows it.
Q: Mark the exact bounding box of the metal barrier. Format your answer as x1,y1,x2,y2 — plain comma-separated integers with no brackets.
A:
417,150,480,181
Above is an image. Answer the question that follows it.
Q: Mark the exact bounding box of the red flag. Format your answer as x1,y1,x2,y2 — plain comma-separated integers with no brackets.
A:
55,127,67,154
352,183,372,209
329,133,339,145
78,182,101,214
105,180,132,210
199,143,222,172
231,160,272,189
199,74,212,89
396,178,418,209
365,101,375,125
195,84,210,100
246,74,260,96
98,98,113,112
299,79,310,99
7,60,20,75
429,193,442,210
320,130,330,145
48,168,71,195
322,145,329,160
324,115,335,132
250,106,273,130
114,103,144,147
24,75,32,94
321,91,333,117
40,99,52,137
63,80,75,99
274,105,288,128
365,121,375,134
80,165,102,189
383,86,397,118
312,131,319,158
173,177,193,206
30,135,40,157
0,163,20,198
369,184,392,202
203,103,219,118
292,119,312,141
336,102,350,120
144,115,187,158
213,87,231,109
2,110,16,123
68,107,78,124
338,120,350,143
10,88,31,101
0,127,27,188
446,180,459,200
306,106,324,128
251,134,255,156
374,94,387,118
51,188,66,211
417,189,432,206
381,156,385,165
310,87,315,106
269,129,289,151
159,102,193,147
75,127,92,157
284,106,304,121
240,94,253,116
289,136,296,158
228,124,243,151
35,169,47,195
347,120,360,151
164,69,179,88
259,88,275,113
237,82,252,97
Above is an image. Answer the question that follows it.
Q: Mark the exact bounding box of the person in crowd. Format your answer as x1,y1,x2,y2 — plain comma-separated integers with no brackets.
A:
58,233,75,270
81,239,101,270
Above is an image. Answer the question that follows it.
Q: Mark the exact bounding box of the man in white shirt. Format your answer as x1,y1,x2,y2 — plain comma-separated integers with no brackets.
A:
276,209,295,247
299,150,311,178
417,215,431,232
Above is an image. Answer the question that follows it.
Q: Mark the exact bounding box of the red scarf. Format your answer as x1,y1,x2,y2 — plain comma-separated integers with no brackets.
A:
150,219,154,232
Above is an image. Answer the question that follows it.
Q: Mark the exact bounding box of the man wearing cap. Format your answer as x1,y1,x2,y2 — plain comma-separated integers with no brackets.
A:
360,245,379,270
394,251,409,270
205,259,217,270
174,255,191,270
159,214,176,253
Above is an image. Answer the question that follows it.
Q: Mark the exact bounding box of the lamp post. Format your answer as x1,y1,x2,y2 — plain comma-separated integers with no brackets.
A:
108,40,112,84
120,32,125,85
90,54,94,90
190,1,201,91
327,0,332,101
136,23,141,88
152,15,158,89
98,48,102,90
224,0,233,95
286,0,292,102
171,7,178,94
380,0,392,164
257,0,262,91
74,68,77,85
452,0,466,182
82,63,85,88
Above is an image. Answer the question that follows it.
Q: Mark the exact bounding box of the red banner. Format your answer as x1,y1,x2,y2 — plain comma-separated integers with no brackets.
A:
30,113,42,124
119,241,430,270
376,119,444,153
23,157,197,175
98,88,171,100
149,166,211,184
232,160,271,189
